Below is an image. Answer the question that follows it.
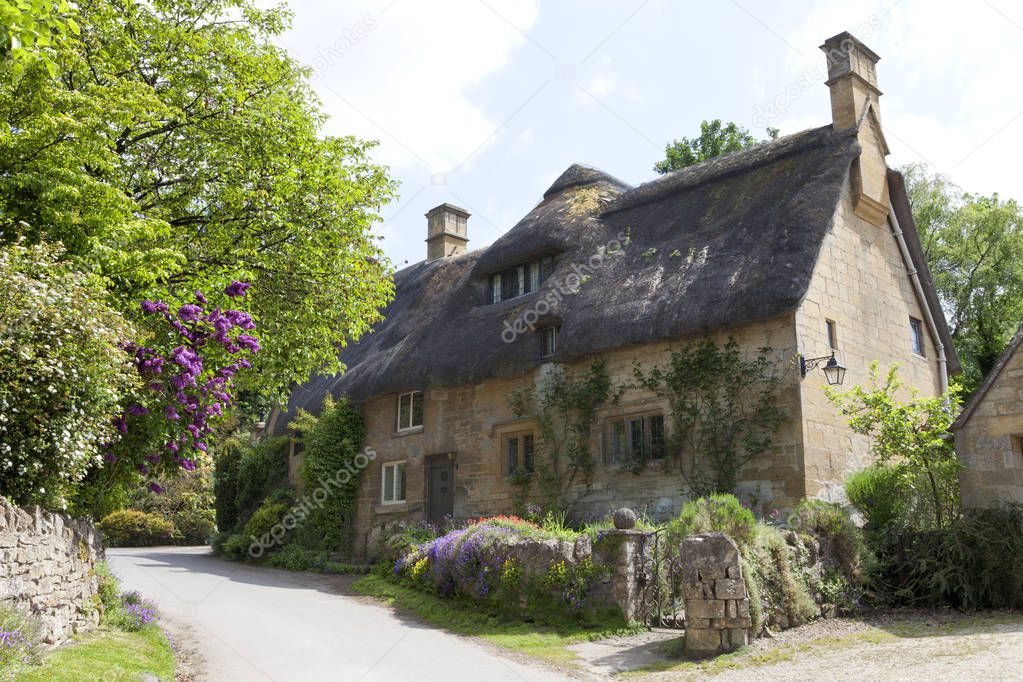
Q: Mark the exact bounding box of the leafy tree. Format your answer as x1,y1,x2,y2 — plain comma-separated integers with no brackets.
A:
508,361,612,512
827,363,960,529
902,164,1023,395
0,0,79,76
654,119,778,174
0,0,397,398
0,240,137,508
633,339,785,497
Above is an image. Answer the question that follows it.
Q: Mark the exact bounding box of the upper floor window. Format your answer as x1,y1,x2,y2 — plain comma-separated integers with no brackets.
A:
381,461,406,504
504,431,535,476
397,391,424,431
540,326,559,359
607,413,665,465
826,319,838,351
489,255,555,304
909,317,925,356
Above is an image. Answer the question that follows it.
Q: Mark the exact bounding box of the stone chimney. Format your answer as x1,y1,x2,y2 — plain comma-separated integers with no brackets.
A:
820,31,890,226
425,203,470,261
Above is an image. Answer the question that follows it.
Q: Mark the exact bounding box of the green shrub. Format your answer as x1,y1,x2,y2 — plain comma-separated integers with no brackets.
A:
233,436,290,530
215,533,250,561
213,432,246,532
264,545,370,574
845,464,911,531
872,504,1023,609
743,525,819,632
243,498,291,546
171,508,217,545
0,603,42,674
94,561,122,619
789,499,873,584
291,396,366,552
665,494,756,549
99,510,177,547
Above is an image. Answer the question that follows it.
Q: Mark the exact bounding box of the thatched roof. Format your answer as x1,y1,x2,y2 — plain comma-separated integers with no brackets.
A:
275,124,957,428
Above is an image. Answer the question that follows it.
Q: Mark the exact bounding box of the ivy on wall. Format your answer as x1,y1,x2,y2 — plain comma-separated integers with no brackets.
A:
633,339,785,497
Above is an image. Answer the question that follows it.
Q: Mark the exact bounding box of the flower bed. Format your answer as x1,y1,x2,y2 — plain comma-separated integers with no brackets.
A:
391,516,617,623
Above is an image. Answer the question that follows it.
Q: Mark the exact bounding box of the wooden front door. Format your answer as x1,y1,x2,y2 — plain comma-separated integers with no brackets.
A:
426,455,454,523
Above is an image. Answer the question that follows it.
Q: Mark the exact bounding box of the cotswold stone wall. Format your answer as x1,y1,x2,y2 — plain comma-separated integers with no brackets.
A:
0,497,104,643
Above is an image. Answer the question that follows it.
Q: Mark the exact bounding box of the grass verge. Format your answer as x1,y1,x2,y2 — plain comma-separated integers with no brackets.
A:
15,626,175,682
353,574,643,665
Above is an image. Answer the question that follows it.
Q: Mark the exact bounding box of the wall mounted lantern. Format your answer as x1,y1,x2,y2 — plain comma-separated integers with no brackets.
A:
800,352,847,385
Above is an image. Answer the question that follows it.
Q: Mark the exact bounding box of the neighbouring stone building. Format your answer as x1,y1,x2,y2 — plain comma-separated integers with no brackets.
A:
270,32,959,554
953,325,1023,508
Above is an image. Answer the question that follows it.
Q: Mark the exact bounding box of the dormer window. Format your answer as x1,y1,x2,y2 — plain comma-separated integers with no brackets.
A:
489,256,555,304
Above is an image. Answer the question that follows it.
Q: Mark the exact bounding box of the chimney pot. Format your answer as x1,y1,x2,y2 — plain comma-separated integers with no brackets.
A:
425,203,470,261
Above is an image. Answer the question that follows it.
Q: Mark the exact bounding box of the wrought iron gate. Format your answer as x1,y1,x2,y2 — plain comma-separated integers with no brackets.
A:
638,528,686,629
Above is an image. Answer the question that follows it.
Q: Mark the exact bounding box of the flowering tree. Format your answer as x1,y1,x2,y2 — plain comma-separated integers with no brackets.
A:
76,281,261,516
0,241,136,508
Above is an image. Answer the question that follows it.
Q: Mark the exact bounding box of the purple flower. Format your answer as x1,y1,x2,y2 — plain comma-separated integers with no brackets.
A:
113,415,128,434
236,334,260,353
148,482,163,494
178,304,203,322
164,405,180,421
224,310,254,329
126,404,150,416
194,291,208,305
141,300,168,314
237,357,252,369
138,463,150,474
104,452,118,463
147,453,162,464
224,281,251,297
165,442,178,453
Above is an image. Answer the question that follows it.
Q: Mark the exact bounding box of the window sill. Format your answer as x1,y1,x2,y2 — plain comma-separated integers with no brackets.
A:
375,501,409,514
392,426,424,438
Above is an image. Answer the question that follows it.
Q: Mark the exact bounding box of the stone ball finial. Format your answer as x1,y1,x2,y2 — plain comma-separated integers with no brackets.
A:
612,507,637,530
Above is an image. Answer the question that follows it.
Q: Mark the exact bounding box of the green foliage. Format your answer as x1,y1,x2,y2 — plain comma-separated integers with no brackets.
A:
743,525,820,631
0,602,42,674
870,505,1023,609
126,468,217,544
508,360,613,511
212,532,250,561
94,561,121,619
212,431,248,532
231,436,290,530
0,0,79,77
263,545,370,574
788,499,873,610
655,119,778,173
0,0,397,399
666,494,757,549
291,395,366,552
0,241,137,509
903,163,1023,396
98,510,176,547
844,463,912,532
243,498,290,546
827,363,961,528
634,339,785,496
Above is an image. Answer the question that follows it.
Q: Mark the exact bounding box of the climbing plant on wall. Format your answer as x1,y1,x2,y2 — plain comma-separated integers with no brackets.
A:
633,339,785,498
508,360,613,513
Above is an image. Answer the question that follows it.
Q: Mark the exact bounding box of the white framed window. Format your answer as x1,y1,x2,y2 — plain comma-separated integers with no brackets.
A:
504,431,535,476
381,461,407,504
396,391,424,431
910,317,925,356
607,414,666,464
488,257,555,305
491,274,502,304
541,326,559,359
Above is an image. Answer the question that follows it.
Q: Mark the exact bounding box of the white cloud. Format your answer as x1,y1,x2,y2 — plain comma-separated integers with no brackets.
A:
279,0,540,174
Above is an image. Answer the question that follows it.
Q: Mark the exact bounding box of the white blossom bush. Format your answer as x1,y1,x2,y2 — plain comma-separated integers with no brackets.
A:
0,241,137,508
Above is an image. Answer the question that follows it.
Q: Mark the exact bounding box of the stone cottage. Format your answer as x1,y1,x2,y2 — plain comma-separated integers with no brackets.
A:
270,32,959,551
953,325,1023,507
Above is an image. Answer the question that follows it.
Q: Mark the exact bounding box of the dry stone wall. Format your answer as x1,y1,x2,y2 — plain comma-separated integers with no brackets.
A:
0,497,104,644
680,532,752,656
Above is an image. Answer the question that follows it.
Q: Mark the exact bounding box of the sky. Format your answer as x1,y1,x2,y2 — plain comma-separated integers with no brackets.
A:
276,0,1023,269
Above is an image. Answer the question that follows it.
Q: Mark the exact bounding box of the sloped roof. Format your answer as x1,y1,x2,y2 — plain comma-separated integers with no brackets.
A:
952,325,1023,430
276,123,954,428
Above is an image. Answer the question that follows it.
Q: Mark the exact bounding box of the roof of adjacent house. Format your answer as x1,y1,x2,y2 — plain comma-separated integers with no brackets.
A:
952,325,1023,430
275,123,960,429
